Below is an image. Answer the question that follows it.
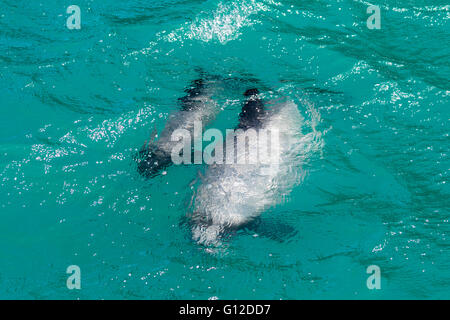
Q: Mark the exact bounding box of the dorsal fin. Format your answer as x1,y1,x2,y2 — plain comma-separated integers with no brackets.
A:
238,88,265,130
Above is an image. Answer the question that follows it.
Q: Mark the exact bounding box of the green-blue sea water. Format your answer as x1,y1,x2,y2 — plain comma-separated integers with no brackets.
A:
0,0,449,299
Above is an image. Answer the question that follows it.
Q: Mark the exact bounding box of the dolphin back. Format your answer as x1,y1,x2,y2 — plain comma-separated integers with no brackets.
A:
136,77,218,177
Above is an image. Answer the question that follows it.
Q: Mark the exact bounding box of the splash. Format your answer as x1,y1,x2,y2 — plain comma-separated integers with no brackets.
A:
164,0,278,44
190,98,324,247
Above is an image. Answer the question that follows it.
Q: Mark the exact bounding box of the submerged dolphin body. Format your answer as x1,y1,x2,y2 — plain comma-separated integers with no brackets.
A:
190,90,309,246
137,78,220,177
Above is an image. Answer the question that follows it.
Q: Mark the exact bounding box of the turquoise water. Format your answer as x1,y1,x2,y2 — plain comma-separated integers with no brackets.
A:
0,0,449,299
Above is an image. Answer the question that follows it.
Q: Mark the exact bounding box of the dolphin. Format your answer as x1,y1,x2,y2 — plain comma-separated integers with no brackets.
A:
136,77,220,177
190,89,309,246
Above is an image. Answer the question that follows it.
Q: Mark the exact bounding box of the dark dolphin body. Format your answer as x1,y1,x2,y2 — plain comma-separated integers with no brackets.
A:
136,144,172,177
136,78,219,177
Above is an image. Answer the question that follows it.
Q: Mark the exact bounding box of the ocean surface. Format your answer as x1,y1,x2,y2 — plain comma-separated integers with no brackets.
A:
0,0,449,299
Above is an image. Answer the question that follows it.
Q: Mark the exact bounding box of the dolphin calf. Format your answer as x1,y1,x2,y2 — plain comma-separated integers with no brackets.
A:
136,77,220,177
190,89,310,246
